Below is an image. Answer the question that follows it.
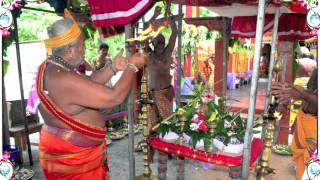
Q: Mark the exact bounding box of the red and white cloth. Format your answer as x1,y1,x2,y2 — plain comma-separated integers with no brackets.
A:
231,14,275,39
87,0,153,27
231,13,317,41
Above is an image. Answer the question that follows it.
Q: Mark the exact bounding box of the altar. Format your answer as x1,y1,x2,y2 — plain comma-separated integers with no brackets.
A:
148,136,263,179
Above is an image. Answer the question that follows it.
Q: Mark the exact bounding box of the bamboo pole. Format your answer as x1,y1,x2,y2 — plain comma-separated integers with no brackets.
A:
176,4,183,109
262,8,280,140
241,0,266,178
125,24,136,180
13,12,33,166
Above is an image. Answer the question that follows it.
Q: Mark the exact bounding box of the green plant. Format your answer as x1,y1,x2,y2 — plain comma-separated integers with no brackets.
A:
157,82,261,150
229,38,253,54
214,112,261,145
17,3,62,42
157,83,221,151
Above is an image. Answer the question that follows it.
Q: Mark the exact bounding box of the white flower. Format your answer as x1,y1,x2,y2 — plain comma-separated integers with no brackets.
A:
192,114,199,120
228,132,237,137
224,121,231,128
190,123,200,131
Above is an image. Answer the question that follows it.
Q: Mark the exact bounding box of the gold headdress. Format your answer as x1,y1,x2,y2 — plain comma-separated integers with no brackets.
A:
44,9,82,55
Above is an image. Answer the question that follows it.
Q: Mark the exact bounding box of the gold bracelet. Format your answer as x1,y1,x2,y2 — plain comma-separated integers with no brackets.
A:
126,63,139,73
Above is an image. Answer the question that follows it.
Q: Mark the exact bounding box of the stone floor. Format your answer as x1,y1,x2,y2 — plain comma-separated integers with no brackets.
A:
18,78,296,180
22,134,295,180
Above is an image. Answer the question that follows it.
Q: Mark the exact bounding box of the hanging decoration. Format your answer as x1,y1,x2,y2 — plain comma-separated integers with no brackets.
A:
306,0,320,29
0,0,23,38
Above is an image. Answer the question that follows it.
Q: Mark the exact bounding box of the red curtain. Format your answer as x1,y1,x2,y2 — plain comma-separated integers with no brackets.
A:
87,0,153,27
231,13,316,41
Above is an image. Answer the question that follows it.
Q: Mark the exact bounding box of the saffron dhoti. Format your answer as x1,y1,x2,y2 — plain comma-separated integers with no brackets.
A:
39,129,108,180
291,110,317,180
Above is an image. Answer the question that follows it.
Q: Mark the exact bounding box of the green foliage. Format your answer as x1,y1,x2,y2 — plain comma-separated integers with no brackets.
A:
229,38,253,54
3,60,10,75
3,26,15,75
17,3,62,42
154,1,175,16
106,34,125,59
82,23,125,63
84,29,100,63
199,7,211,17
292,40,301,81
156,82,261,150
157,117,180,138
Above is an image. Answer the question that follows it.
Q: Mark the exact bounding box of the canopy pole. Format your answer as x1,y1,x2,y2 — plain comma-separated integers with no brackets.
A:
13,11,33,166
222,18,231,97
176,4,183,109
317,30,319,154
241,0,266,178
125,23,135,180
262,7,280,140
0,30,2,160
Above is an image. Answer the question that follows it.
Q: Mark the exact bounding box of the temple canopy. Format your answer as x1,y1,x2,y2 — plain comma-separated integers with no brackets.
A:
82,0,314,41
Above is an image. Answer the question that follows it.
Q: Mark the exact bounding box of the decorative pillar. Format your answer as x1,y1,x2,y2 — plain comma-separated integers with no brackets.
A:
214,17,231,96
277,41,294,145
215,34,224,96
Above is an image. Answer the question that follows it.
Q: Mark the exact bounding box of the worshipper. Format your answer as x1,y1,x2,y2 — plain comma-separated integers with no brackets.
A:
146,15,177,132
92,43,113,71
38,10,145,180
135,13,177,153
271,68,317,180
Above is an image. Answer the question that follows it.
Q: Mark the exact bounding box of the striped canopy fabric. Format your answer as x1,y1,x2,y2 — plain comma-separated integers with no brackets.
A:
87,0,153,27
231,13,316,41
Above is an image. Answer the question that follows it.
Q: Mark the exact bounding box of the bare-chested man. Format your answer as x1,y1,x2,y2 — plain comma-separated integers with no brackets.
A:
38,14,144,179
135,10,177,152
148,16,177,124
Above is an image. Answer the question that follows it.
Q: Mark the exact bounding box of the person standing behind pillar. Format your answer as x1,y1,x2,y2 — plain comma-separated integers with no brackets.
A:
272,67,317,180
135,7,177,152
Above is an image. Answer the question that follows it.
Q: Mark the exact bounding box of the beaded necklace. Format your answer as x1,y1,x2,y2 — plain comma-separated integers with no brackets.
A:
47,55,76,72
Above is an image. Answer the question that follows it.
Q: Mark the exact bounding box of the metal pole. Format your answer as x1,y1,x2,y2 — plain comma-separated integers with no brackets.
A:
0,30,2,160
125,24,135,180
13,12,33,166
175,4,183,108
280,53,288,83
222,18,231,97
2,32,11,152
317,30,319,154
2,81,10,146
263,8,280,139
241,0,266,179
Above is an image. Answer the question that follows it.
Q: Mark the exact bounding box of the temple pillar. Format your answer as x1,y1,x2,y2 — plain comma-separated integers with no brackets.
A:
277,41,294,145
